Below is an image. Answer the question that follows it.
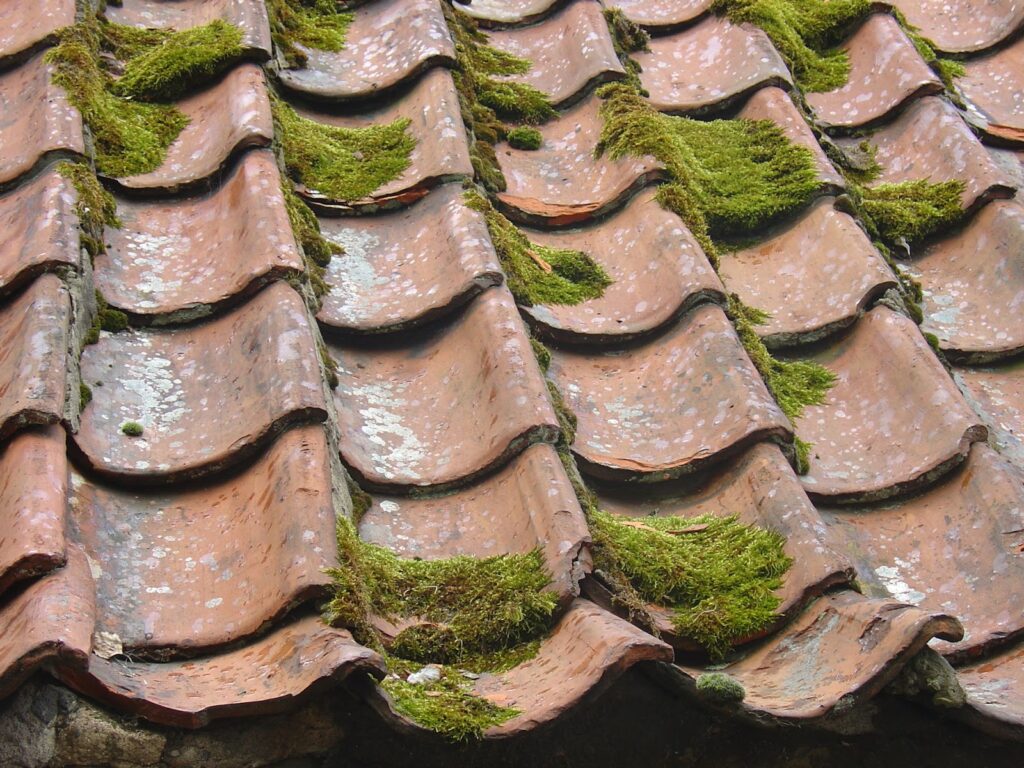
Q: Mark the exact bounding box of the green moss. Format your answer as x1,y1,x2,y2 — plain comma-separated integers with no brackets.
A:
267,0,354,68
464,191,611,306
530,337,552,373
55,161,120,260
120,421,144,437
85,290,130,345
318,336,339,389
346,474,372,524
274,96,415,203
281,183,339,303
506,126,542,151
696,672,746,703
858,179,965,246
603,7,650,93
547,380,578,447
79,383,93,410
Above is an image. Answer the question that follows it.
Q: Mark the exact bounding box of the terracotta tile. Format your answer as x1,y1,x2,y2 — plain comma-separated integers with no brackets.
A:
821,444,1024,659
0,426,67,596
486,0,624,107
0,165,80,298
360,443,589,605
796,306,986,502
99,150,302,322
718,197,896,346
75,281,327,484
520,188,724,343
671,591,963,720
0,52,85,188
548,303,792,482
496,94,664,225
292,68,472,209
736,86,844,189
805,14,941,130
61,615,384,729
960,36,1024,145
70,425,336,656
955,359,1024,472
612,0,713,28
106,0,272,60
316,184,502,334
887,0,1024,54
845,96,1016,210
328,287,559,490
0,274,70,441
911,201,1024,362
636,15,791,114
460,0,565,24
278,0,455,101
118,64,273,192
958,640,1024,739
0,0,76,62
0,544,95,700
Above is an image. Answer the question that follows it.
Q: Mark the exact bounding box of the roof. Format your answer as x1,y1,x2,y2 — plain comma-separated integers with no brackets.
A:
1,0,1024,761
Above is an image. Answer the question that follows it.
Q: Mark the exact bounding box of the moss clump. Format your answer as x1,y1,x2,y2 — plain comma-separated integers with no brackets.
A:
267,0,354,68
506,126,542,151
530,337,552,373
274,97,415,203
603,7,650,93
55,162,120,260
696,672,746,704
464,191,611,306
84,290,130,345
120,421,144,437
79,383,93,410
281,183,339,303
857,179,964,246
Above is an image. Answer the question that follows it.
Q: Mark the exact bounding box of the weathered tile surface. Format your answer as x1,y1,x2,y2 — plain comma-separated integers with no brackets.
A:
955,360,1024,472
460,0,565,24
959,34,1024,144
888,0,1024,53
613,0,714,28
959,641,1024,739
0,0,76,61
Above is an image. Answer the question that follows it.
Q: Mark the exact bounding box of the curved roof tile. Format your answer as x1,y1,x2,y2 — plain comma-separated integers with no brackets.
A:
960,36,1024,145
886,0,1024,54
959,641,1024,740
955,360,1024,473
459,0,566,25
613,0,714,29
0,0,75,63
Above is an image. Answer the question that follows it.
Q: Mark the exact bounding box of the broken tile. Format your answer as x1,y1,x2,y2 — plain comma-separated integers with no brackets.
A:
635,15,792,114
98,150,302,322
0,426,67,596
75,281,327,483
0,274,70,441
496,95,664,225
278,0,455,101
486,0,624,106
359,443,589,605
955,359,1024,472
70,425,336,655
0,0,76,62
0,52,85,187
316,184,502,334
960,36,1024,145
887,0,1024,54
958,640,1024,740
329,287,559,490
548,303,791,483
61,615,384,729
718,197,896,346
520,188,724,343
117,64,273,192
912,201,1024,362
796,306,987,502
292,68,472,209
0,165,80,298
459,0,564,24
805,13,942,130
612,0,713,28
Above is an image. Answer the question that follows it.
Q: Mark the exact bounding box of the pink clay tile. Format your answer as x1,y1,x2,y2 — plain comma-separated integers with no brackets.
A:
0,0,76,62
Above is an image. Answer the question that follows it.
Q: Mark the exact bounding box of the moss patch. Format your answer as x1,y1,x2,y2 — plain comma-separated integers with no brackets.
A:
857,179,964,246
120,421,144,437
56,161,120,260
281,183,338,303
603,7,649,93
506,126,542,151
79,383,93,410
696,672,746,703
267,0,354,68
84,290,130,345
464,190,611,306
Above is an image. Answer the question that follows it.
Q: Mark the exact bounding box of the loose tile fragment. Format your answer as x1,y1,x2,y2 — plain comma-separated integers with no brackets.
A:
887,0,1024,54
278,0,455,101
718,198,896,346
960,36,1024,145
329,288,559,490
99,150,302,321
521,188,724,342
75,281,327,483
612,0,713,28
548,303,791,482
955,359,1024,472
0,0,76,62
958,640,1024,740
316,184,502,333
796,307,986,502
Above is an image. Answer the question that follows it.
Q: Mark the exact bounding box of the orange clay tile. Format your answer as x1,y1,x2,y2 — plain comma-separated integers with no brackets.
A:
958,640,1024,740
805,13,941,130
106,0,272,60
796,306,986,503
0,274,70,441
98,150,302,322
718,197,896,346
485,0,624,107
0,0,75,62
547,303,792,483
0,544,94,700
960,36,1024,145
911,201,1024,362
0,165,80,298
278,0,455,101
316,184,502,334
670,591,963,720
0,52,85,188
635,15,792,114
887,0,1024,54
613,0,713,28
292,68,472,209
359,443,590,606
74,281,327,484
70,425,336,656
117,64,273,192
955,359,1024,472
520,188,725,343
0,426,67,596
820,444,1024,660
460,0,565,24
60,615,384,729
496,95,664,225
328,287,559,490
736,86,845,190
